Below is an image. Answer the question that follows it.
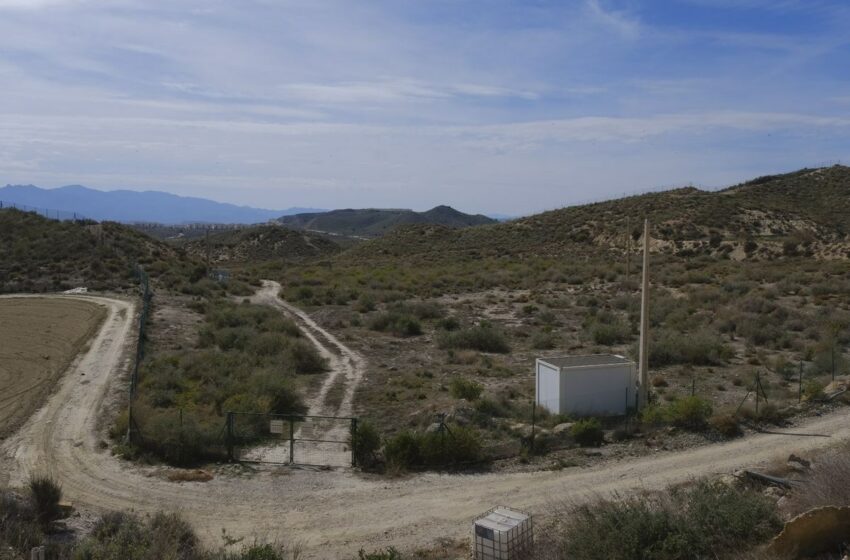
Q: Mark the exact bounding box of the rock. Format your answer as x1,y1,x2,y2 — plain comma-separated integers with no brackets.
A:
763,486,785,500
768,506,850,559
552,422,574,435
787,454,811,472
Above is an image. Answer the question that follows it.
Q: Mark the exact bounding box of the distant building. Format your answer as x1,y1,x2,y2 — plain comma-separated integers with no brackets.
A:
535,354,637,416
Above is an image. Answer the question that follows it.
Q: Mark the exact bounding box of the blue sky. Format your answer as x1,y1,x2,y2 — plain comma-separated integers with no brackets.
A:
0,0,848,214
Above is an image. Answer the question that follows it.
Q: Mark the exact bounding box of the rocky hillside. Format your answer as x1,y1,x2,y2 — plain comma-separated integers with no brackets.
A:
183,225,340,263
343,166,850,263
278,205,495,238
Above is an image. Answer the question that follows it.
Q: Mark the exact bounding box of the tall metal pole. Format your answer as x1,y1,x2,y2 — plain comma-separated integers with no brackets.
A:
626,217,631,280
638,219,650,409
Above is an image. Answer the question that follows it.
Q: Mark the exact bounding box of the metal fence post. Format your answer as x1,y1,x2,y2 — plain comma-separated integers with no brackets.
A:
289,417,295,465
351,418,358,467
226,412,234,462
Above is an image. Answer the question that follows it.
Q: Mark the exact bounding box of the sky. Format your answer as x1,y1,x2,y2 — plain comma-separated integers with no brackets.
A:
0,0,848,215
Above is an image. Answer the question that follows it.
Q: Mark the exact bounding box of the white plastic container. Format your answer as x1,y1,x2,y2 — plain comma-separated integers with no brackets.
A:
472,506,533,560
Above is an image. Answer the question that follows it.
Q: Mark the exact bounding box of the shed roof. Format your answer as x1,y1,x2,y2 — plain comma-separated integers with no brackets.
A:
539,354,632,369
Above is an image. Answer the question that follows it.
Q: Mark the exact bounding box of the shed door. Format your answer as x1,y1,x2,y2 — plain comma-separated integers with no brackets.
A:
537,363,560,414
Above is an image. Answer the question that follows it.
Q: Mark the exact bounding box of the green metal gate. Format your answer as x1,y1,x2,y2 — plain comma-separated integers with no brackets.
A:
226,412,357,468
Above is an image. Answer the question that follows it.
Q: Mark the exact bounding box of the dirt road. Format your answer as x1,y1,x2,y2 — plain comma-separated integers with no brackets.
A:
244,280,366,465
3,291,850,559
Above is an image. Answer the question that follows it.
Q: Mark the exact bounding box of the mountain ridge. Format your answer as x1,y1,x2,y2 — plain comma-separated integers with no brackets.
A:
277,205,496,238
0,184,323,225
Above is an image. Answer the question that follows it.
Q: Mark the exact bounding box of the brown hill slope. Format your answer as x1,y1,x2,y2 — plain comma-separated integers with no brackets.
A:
342,165,850,263
184,224,340,264
0,208,188,293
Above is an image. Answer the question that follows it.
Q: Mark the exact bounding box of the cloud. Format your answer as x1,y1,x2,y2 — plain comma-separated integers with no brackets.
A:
585,0,641,38
278,79,539,105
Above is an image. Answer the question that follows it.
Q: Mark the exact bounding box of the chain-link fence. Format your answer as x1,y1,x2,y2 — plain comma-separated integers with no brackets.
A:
127,264,151,443
227,412,356,467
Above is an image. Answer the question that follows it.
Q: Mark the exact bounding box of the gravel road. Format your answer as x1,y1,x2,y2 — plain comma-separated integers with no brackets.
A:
3,291,850,559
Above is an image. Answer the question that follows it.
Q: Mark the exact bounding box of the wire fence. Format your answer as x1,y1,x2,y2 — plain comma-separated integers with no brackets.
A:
127,264,151,443
0,200,89,222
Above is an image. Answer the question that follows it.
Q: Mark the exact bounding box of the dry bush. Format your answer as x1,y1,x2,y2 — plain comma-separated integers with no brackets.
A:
166,470,214,483
786,444,850,516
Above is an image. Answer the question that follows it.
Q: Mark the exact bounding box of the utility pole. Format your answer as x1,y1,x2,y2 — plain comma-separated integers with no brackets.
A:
638,219,650,409
626,217,631,280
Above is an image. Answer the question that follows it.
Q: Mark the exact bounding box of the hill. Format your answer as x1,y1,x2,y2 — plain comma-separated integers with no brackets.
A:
183,225,341,264
0,209,191,293
277,205,496,238
0,184,322,224
343,165,850,263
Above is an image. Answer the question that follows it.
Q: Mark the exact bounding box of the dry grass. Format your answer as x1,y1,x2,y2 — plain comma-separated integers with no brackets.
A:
785,443,850,516
166,469,214,483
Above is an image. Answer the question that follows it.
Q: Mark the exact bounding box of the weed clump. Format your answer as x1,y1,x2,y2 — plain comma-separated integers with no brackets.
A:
27,475,62,529
438,325,510,353
571,418,604,447
543,481,780,560
449,378,483,401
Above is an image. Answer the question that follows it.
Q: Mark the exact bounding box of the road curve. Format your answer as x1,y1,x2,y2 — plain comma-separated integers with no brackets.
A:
2,291,850,560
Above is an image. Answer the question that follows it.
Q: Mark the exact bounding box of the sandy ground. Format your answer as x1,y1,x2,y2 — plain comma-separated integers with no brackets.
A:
0,296,105,438
3,290,850,560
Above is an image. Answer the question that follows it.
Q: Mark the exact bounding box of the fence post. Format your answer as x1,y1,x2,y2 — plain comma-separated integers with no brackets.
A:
530,401,536,455
289,417,295,465
351,418,358,467
226,412,234,462
755,373,760,416
799,360,803,402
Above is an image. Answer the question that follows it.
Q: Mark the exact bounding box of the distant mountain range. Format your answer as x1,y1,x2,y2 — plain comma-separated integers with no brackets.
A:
0,184,322,224
277,206,496,238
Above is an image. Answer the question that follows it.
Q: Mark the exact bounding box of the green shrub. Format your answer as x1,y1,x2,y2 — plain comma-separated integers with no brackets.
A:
436,316,460,331
75,511,202,560
591,321,631,345
649,329,731,366
358,548,402,560
666,396,713,430
803,379,826,401
552,481,780,560
383,426,482,469
287,339,327,374
419,426,482,466
531,331,558,350
28,475,62,528
449,378,483,401
352,421,381,468
383,431,422,469
437,325,510,353
368,312,422,337
571,418,604,447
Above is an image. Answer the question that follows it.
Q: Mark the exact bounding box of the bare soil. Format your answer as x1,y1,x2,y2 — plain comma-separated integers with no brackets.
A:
3,292,850,560
0,296,105,438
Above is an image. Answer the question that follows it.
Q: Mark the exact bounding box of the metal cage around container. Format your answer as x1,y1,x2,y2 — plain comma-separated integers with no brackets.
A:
472,506,533,560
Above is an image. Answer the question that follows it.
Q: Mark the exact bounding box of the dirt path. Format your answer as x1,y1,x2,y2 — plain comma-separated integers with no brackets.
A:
3,292,850,559
250,280,366,419
243,280,366,464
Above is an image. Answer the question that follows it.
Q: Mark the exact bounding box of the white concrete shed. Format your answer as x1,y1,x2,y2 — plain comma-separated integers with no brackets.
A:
535,354,637,416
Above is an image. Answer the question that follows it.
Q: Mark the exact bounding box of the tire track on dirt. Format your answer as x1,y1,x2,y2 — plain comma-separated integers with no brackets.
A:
2,292,850,560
